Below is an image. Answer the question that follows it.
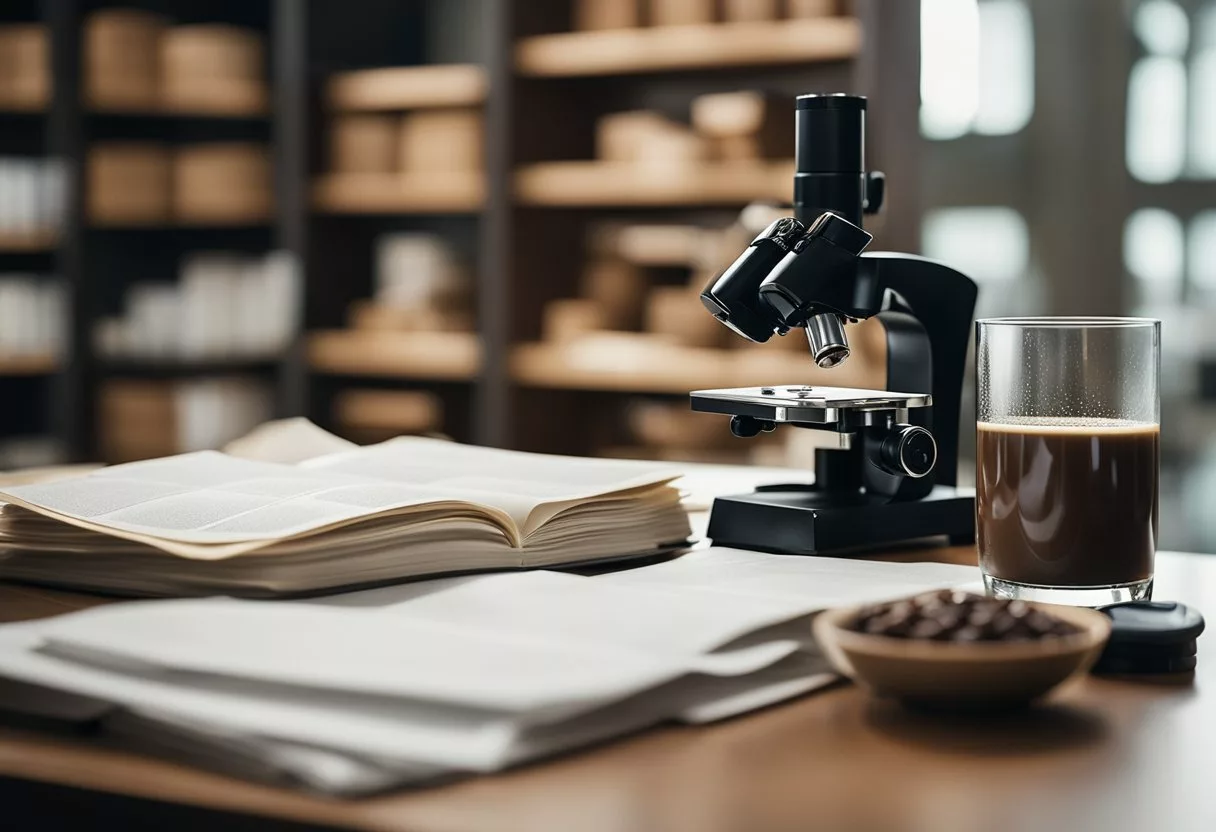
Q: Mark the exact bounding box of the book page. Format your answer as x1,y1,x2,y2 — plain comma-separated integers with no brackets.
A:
0,451,518,557
221,417,357,464
304,437,684,533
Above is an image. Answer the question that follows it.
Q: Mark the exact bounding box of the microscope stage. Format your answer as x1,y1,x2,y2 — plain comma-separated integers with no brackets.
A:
690,386,931,425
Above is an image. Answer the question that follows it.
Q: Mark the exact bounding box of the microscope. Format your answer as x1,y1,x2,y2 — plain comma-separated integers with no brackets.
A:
693,93,978,555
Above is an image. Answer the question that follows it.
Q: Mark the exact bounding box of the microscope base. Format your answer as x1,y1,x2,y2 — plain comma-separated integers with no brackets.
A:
705,485,975,556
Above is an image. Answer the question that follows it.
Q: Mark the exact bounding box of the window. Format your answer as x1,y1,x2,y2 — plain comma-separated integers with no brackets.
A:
1187,211,1216,296
1189,5,1216,175
1126,0,1216,180
1124,208,1184,306
920,0,1034,140
923,207,1035,316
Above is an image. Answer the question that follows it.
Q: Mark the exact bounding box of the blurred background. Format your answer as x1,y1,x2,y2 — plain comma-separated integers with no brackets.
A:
0,0,1214,549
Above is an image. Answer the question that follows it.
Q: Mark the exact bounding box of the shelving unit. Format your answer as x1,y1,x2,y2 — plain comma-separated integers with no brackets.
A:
4,0,919,465
490,0,918,457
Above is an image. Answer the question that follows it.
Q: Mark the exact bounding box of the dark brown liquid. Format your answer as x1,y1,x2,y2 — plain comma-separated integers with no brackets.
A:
976,420,1158,587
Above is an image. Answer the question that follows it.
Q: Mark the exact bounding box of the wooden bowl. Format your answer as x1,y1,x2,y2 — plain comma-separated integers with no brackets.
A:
813,602,1112,711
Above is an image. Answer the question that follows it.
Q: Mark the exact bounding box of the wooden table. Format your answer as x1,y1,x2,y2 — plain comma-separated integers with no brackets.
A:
1,545,1213,832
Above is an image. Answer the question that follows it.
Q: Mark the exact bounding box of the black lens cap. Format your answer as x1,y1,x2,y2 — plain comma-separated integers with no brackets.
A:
1094,653,1197,676
1091,601,1205,676
1101,601,1204,644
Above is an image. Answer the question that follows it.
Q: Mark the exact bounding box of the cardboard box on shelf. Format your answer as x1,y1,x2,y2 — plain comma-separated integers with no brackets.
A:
574,0,641,30
710,134,763,162
87,143,172,224
595,111,707,165
329,115,399,174
691,91,794,159
0,24,49,108
173,143,272,222
644,285,729,348
161,24,266,113
723,0,781,22
542,299,607,344
325,64,486,111
101,378,273,463
333,389,443,437
398,110,484,173
649,0,717,26
347,301,473,334
580,259,648,330
99,380,177,462
607,224,705,266
84,10,163,110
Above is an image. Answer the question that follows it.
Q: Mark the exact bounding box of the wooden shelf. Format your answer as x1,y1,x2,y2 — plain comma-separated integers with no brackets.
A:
325,64,487,111
510,336,882,394
99,358,280,379
87,104,269,119
0,96,49,114
313,172,484,214
88,217,273,229
515,160,792,207
0,353,59,376
515,18,861,77
307,330,481,380
0,231,56,252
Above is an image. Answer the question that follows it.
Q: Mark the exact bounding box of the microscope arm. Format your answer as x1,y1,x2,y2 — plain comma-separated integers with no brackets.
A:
859,253,978,488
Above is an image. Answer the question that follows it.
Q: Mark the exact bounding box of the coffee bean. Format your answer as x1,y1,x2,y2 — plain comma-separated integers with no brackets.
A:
847,592,1081,642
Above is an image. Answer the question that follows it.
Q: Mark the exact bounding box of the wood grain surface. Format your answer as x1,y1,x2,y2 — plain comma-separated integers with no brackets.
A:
1,546,1213,831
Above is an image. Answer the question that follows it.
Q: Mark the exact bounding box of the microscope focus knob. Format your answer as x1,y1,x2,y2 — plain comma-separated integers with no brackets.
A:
730,415,776,438
878,425,937,479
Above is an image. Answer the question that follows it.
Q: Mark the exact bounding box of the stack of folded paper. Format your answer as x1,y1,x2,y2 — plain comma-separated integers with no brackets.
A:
0,549,978,794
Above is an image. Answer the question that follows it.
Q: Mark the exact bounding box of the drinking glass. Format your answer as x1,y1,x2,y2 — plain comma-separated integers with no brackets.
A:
975,318,1160,605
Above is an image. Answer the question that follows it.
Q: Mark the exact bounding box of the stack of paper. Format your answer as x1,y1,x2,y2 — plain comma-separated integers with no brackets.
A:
0,548,979,794
0,437,692,596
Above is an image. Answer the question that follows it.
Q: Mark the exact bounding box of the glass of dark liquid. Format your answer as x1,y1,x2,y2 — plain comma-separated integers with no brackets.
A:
976,318,1160,605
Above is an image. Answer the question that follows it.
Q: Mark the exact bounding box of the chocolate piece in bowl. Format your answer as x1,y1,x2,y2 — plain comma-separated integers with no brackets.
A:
850,592,1082,643
814,592,1110,711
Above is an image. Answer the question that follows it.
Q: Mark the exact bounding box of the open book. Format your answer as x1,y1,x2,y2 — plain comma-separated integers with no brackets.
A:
0,437,691,596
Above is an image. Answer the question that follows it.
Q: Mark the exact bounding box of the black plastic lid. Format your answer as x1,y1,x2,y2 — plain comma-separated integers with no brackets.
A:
1090,601,1204,676
796,93,867,111
1094,653,1197,676
1100,601,1205,646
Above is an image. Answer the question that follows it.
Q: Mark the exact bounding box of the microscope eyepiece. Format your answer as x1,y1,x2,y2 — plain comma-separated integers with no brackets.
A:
758,212,873,329
794,93,883,223
699,217,807,342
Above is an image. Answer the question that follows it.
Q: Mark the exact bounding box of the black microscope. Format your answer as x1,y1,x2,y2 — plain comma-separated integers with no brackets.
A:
693,93,978,555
